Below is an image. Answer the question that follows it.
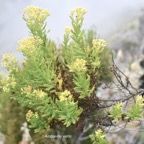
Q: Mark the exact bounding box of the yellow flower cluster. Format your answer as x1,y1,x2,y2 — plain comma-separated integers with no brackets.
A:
26,110,38,122
136,95,144,106
33,89,47,98
95,129,105,139
71,7,87,20
69,58,87,72
23,6,50,22
17,36,43,56
64,26,72,36
115,102,122,109
21,86,46,99
2,76,16,93
90,129,108,144
1,54,18,72
26,110,33,121
21,85,33,96
92,39,107,50
59,90,72,101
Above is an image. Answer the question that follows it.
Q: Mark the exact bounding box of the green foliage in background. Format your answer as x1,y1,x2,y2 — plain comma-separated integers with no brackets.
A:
0,74,25,144
109,96,144,122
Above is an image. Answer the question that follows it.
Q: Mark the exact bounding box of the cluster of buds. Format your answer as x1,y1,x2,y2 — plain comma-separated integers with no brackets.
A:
26,110,38,122
21,86,46,99
59,90,73,101
89,129,108,144
71,7,87,20
23,5,50,23
17,36,43,57
64,26,72,37
1,54,18,72
136,95,144,105
69,58,87,72
33,89,47,99
2,76,16,93
21,85,33,96
92,39,107,50
95,129,106,139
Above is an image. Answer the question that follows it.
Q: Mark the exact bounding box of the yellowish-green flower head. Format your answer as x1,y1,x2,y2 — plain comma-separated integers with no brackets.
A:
95,129,105,138
21,85,33,96
90,129,108,144
69,58,87,72
23,5,50,22
115,102,123,108
109,101,123,122
59,90,72,101
64,26,72,36
71,7,87,20
17,36,43,56
92,39,107,50
1,54,18,72
21,86,46,98
26,110,33,122
33,89,47,98
2,76,16,93
26,110,38,122
136,95,144,105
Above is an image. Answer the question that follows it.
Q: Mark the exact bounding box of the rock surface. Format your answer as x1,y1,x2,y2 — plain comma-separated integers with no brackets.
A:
104,8,144,144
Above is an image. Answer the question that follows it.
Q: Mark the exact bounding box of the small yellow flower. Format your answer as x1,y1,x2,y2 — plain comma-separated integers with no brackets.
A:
136,95,144,105
26,110,33,122
75,7,87,15
1,54,18,72
95,129,105,138
59,90,72,101
21,87,46,98
3,86,10,93
33,89,46,98
26,110,39,122
69,58,87,72
23,6,50,22
17,36,43,56
115,102,123,109
21,85,33,96
92,39,107,50
2,76,16,93
64,26,72,36
71,7,87,20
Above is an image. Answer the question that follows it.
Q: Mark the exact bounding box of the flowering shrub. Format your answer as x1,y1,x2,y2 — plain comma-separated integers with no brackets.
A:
3,5,144,144
89,129,108,144
1,5,111,132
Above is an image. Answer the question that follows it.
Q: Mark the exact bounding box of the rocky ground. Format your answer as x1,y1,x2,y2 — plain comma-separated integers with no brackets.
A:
0,133,4,144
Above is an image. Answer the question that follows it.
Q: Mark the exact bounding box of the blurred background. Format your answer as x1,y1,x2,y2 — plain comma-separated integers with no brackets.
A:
0,0,144,72
1,0,144,144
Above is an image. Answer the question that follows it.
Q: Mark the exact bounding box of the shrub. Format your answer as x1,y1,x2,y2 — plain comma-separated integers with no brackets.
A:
2,6,142,144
